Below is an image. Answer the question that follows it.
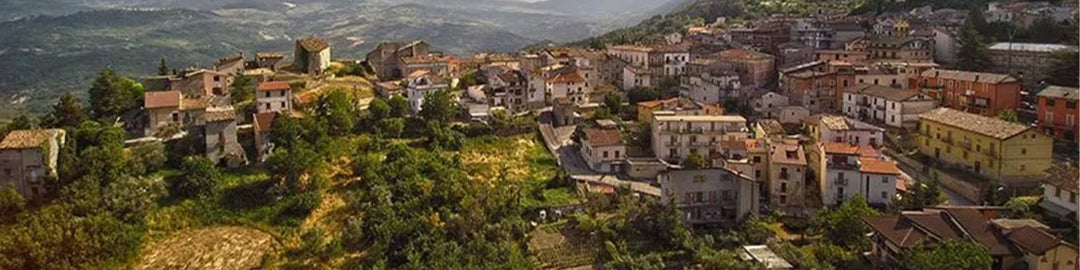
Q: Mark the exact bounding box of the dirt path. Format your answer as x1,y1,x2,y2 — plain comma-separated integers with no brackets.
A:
136,226,274,270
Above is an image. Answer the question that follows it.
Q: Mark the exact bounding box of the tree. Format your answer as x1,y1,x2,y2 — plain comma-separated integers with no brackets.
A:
87,69,144,122
173,156,221,198
388,95,410,118
957,24,992,72
368,98,392,120
0,186,25,219
683,152,708,169
315,89,357,136
376,118,405,138
158,57,170,76
1004,196,1039,219
230,76,256,103
603,92,624,115
419,90,458,123
892,174,946,211
124,141,167,176
900,240,993,270
40,93,87,129
2,115,34,137
627,87,663,104
815,195,879,249
997,109,1020,123
1044,50,1079,87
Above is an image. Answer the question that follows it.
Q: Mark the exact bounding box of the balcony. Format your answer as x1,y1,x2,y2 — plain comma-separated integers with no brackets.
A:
958,141,972,150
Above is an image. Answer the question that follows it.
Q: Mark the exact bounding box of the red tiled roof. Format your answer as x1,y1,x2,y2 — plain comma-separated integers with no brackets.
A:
769,143,806,166
1007,226,1064,255
297,37,329,52
257,81,291,92
144,91,181,109
254,112,276,132
637,97,680,109
549,70,585,84
583,128,624,147
0,129,63,149
945,208,1023,256
863,215,930,248
859,158,900,175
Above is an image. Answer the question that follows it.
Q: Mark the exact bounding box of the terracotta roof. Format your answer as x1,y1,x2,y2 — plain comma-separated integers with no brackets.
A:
919,108,1031,140
254,112,276,132
1043,165,1079,193
846,83,924,101
1007,226,1064,255
822,143,879,157
400,54,449,65
549,69,585,84
945,208,1022,256
204,107,236,123
0,129,63,149
180,98,210,111
144,91,181,109
920,69,1017,84
755,119,785,135
903,212,965,240
257,81,291,92
717,49,772,60
859,157,900,175
583,127,624,147
1037,85,1079,101
769,143,806,166
297,37,329,52
862,215,930,248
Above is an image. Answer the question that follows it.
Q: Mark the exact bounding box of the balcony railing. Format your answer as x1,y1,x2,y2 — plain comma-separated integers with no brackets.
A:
958,141,972,150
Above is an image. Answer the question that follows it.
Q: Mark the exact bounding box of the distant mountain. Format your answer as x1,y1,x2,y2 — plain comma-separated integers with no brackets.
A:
0,0,690,117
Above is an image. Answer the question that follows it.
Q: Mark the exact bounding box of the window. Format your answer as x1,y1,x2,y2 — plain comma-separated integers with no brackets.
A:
1068,101,1077,108
603,151,609,158
882,176,889,183
1057,187,1063,198
1021,148,1027,155
615,151,620,158
780,195,787,204
755,170,761,178
780,182,788,192
881,191,888,199
281,102,286,108
1048,99,1057,106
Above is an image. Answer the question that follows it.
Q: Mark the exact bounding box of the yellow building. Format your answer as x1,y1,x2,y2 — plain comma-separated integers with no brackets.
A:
916,108,1053,185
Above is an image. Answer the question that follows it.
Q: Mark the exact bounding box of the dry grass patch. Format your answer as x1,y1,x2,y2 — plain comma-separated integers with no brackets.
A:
137,226,275,270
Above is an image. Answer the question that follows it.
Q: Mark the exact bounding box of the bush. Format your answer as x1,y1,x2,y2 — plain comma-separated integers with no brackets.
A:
0,186,25,220
284,191,322,218
172,156,222,199
125,141,166,175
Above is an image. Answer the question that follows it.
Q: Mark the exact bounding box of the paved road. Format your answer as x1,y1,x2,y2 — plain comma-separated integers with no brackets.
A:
888,152,974,206
537,112,661,197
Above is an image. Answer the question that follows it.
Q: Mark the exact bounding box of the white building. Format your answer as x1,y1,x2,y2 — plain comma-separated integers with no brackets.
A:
682,72,742,104
546,67,591,105
651,112,750,163
580,122,626,173
842,84,937,128
662,51,690,76
658,168,760,225
405,70,450,113
622,66,654,89
752,91,790,116
805,115,885,147
255,81,293,114
1039,167,1078,224
811,142,901,207
777,106,811,125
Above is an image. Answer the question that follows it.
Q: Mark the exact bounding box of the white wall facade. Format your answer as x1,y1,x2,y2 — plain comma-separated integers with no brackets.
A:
256,90,292,114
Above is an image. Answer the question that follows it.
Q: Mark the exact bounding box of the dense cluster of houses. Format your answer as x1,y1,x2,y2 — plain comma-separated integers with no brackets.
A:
0,1,1075,268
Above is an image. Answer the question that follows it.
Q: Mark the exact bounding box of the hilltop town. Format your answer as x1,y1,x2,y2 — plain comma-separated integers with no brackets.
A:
0,0,1078,269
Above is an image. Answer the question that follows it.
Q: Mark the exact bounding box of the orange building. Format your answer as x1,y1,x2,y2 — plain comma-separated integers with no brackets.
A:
1036,85,1079,142
908,69,1020,116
